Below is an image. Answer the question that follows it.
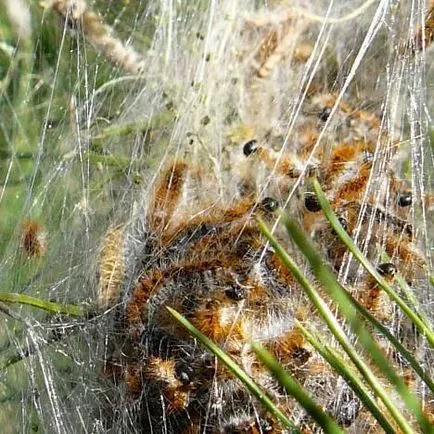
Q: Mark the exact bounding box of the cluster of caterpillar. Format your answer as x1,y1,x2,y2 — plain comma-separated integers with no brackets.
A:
94,2,434,433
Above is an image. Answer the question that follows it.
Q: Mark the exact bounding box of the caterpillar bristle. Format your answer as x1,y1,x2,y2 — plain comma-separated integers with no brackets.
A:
88,1,434,432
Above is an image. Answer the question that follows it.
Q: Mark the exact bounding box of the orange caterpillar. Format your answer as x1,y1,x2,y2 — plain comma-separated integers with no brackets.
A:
20,220,46,258
100,151,430,432
96,3,433,433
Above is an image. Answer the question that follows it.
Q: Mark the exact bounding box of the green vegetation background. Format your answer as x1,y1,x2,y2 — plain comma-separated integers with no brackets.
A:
0,2,158,431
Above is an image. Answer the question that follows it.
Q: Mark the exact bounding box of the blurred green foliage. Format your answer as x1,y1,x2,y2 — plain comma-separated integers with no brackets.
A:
0,0,157,255
0,2,157,430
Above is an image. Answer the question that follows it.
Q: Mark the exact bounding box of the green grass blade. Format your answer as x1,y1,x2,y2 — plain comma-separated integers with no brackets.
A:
91,112,174,142
258,217,427,434
251,341,344,434
297,323,396,434
166,307,300,433
278,216,432,434
312,178,434,348
0,292,83,317
312,193,434,392
346,289,434,393
393,270,432,330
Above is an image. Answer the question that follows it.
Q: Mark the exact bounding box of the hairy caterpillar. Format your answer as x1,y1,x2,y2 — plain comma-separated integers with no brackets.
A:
93,2,434,432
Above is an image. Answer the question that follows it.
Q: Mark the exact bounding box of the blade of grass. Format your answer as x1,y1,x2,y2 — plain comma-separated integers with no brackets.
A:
91,112,174,142
296,322,396,434
393,269,432,329
258,217,429,434
166,306,300,434
278,215,432,433
0,292,83,317
251,341,344,434
312,178,434,348
346,287,434,393
334,242,434,392
338,247,433,392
